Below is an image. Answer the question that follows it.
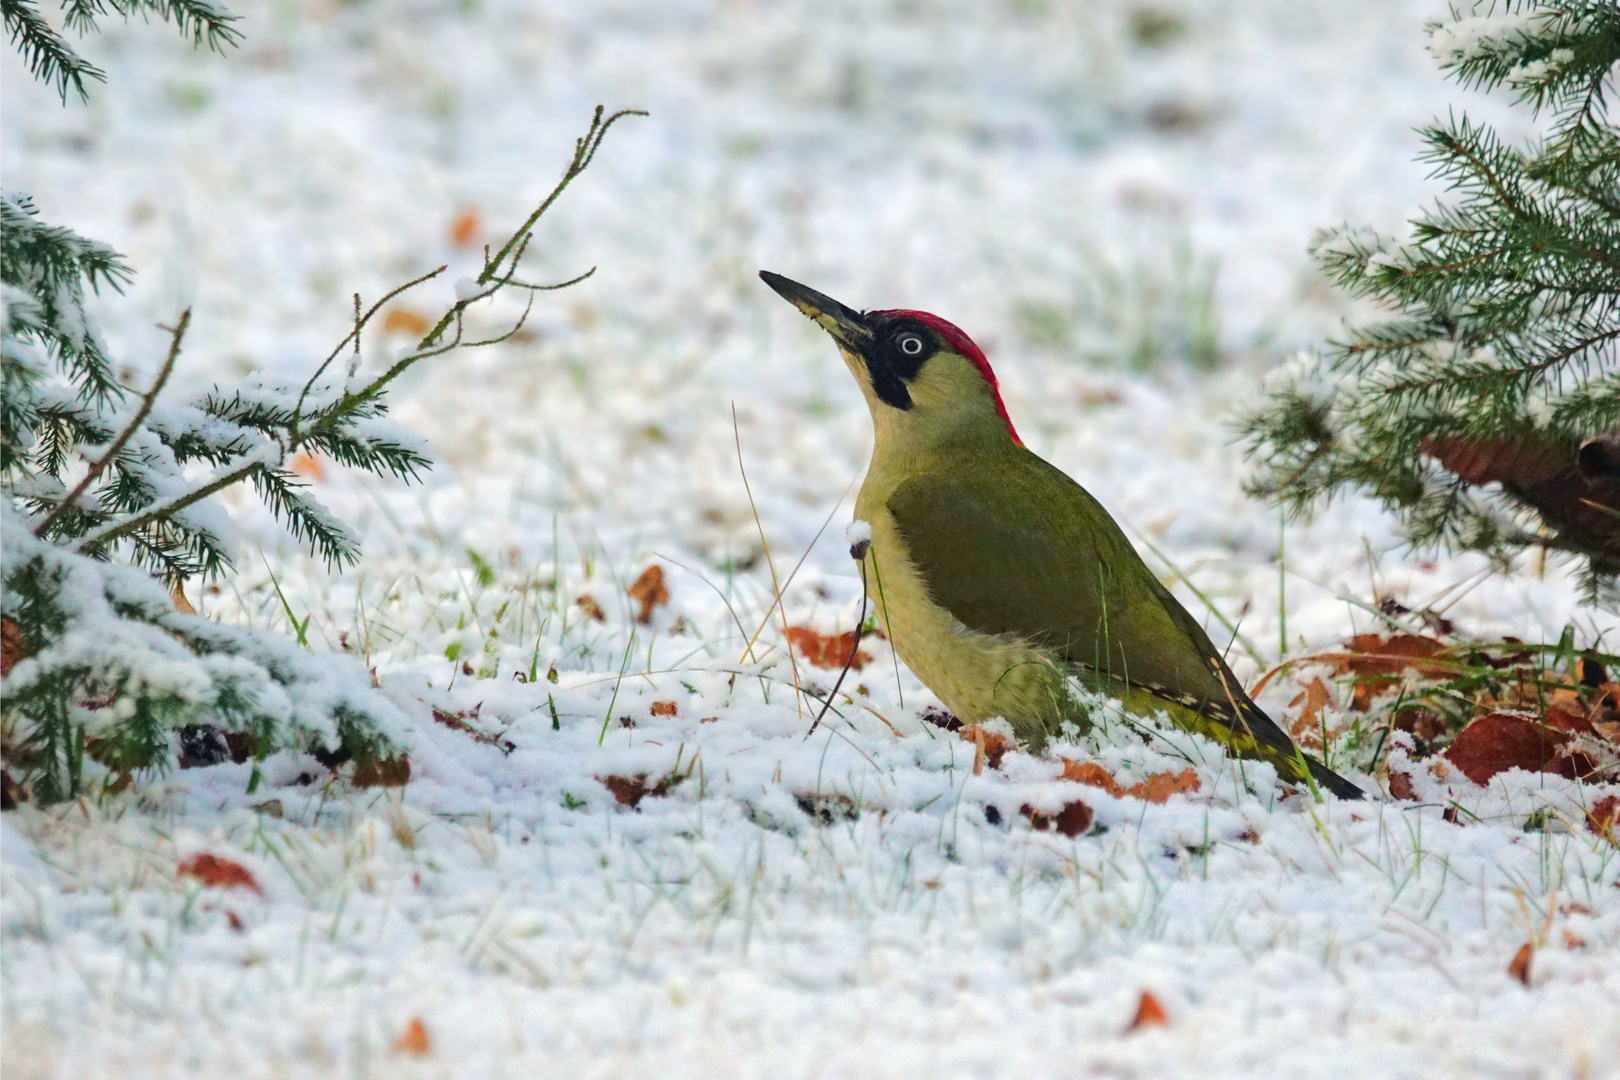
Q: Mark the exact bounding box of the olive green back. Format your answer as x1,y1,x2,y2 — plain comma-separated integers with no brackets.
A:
885,447,1298,761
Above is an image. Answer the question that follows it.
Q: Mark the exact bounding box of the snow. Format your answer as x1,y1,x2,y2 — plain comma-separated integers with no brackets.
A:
4,0,1618,1077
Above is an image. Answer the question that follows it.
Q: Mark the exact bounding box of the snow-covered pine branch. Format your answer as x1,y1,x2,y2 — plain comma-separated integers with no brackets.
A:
1242,0,1620,604
2,0,642,802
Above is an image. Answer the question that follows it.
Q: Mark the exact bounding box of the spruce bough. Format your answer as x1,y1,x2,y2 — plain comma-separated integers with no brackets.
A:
2,0,640,801
1242,1,1620,603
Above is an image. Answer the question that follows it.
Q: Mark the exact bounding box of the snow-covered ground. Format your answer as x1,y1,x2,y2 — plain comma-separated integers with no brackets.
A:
4,1,1618,1076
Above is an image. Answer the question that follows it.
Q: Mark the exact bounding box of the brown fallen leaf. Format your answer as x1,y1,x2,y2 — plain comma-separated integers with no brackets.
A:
1325,634,1454,711
1126,990,1169,1032
449,205,480,248
649,700,678,717
1059,759,1200,803
382,308,432,336
1020,799,1094,837
628,565,670,625
1133,769,1201,803
1,617,24,677
575,594,606,622
1507,942,1533,986
1444,713,1596,785
394,1017,432,1056
598,772,683,808
352,754,411,788
1586,794,1619,840
785,626,871,671
1287,676,1336,745
1387,769,1417,801
178,853,261,894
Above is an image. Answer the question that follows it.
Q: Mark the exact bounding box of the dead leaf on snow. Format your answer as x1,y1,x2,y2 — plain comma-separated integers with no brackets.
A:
598,772,683,808
1126,990,1169,1032
178,853,262,894
628,564,670,624
1059,759,1199,803
394,1017,432,1056
575,594,606,622
785,626,871,671
1287,676,1336,746
1507,942,1533,986
1444,713,1597,785
1587,794,1620,840
649,701,678,717
1020,799,1093,837
1325,634,1455,711
1387,769,1417,801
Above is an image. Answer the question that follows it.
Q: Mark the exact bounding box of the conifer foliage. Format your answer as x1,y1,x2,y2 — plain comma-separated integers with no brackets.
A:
2,1,639,802
1243,1,1620,601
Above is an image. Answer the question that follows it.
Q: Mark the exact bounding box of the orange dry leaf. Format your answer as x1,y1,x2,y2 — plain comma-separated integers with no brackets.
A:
1287,676,1335,745
394,1017,432,1056
289,452,326,481
1587,794,1620,839
1133,769,1201,802
575,595,606,622
1061,759,1122,794
649,701,678,717
1507,942,1533,986
785,626,871,671
1059,759,1199,803
178,853,261,894
1126,990,1169,1032
1325,634,1454,711
169,581,197,614
449,206,480,248
628,565,670,624
381,308,432,336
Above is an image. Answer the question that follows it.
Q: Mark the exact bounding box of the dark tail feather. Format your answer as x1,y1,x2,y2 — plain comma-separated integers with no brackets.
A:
1306,755,1365,800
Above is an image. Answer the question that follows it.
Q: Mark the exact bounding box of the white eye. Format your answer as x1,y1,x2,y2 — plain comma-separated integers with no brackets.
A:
899,335,924,356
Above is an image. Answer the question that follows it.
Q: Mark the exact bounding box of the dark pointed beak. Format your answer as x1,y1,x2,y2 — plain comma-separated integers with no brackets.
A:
759,271,874,352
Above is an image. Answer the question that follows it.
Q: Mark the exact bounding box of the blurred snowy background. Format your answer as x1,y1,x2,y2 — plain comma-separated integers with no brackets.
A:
5,2,1618,1077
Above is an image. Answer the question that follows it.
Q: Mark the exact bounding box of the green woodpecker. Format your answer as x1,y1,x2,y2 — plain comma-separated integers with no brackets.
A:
761,270,1363,800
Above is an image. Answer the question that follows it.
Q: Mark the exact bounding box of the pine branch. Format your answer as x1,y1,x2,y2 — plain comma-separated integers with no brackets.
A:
33,309,187,539
3,0,105,101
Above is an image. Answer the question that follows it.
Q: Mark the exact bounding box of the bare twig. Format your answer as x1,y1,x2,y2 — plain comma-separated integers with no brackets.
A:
79,105,642,558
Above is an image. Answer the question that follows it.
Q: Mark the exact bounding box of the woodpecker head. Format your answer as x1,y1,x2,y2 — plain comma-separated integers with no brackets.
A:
760,271,1021,448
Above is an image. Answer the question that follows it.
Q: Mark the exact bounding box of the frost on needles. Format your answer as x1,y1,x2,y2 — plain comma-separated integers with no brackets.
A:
1242,0,1620,603
1,0,640,802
